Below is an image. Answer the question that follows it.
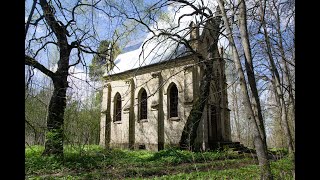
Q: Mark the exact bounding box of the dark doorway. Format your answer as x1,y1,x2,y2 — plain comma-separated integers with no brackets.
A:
208,105,218,149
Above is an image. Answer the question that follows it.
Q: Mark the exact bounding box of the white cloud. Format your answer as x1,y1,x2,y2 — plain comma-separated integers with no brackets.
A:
108,0,224,76
67,66,100,102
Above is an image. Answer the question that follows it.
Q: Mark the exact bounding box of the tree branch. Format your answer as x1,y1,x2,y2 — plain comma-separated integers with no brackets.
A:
25,0,38,38
25,55,55,79
39,0,68,47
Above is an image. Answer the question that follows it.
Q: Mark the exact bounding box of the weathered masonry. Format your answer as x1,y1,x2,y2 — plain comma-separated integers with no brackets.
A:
99,18,232,151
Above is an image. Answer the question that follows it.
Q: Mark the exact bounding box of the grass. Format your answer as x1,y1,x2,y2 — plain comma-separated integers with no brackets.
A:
25,145,294,179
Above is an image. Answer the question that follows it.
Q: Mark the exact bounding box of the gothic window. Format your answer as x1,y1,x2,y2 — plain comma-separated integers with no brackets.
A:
114,92,122,122
139,88,148,120
169,83,178,118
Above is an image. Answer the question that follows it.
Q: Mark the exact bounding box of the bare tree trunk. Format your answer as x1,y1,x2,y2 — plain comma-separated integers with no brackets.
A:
25,0,37,37
258,0,294,155
232,83,241,141
42,59,70,155
217,0,273,179
238,0,267,146
270,0,295,128
270,75,285,148
179,16,222,150
246,120,251,147
39,0,71,156
179,59,212,150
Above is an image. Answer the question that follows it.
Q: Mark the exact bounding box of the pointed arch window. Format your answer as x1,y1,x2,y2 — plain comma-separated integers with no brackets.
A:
139,88,148,120
169,83,178,118
114,92,122,122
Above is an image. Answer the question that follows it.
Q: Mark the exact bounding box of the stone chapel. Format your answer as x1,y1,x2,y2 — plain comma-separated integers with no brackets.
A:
99,8,232,151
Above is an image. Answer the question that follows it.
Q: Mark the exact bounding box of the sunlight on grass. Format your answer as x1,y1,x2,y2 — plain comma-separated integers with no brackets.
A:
25,145,294,180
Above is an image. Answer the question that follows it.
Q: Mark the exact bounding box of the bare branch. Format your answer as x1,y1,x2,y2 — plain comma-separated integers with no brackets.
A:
25,0,38,38
25,55,55,79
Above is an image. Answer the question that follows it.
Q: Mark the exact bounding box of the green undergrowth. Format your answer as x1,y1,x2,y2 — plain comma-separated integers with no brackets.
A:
25,145,294,179
147,157,294,180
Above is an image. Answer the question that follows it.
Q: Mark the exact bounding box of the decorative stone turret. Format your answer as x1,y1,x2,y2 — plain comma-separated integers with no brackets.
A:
189,21,199,51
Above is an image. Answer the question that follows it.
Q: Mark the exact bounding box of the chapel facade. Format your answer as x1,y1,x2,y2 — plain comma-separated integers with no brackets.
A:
99,22,231,151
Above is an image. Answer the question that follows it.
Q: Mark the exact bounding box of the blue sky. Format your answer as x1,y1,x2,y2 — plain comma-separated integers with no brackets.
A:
25,0,294,103
25,0,166,68
25,0,165,99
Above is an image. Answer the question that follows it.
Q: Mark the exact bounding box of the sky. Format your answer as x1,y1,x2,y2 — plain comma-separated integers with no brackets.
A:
25,0,294,106
25,0,230,101
106,0,230,75
25,0,294,142
25,0,146,100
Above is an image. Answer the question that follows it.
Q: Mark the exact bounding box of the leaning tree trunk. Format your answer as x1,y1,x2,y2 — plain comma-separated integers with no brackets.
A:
238,0,267,146
217,0,273,179
179,16,222,150
179,50,216,150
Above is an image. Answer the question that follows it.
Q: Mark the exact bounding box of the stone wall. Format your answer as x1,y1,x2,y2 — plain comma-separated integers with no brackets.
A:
99,53,231,151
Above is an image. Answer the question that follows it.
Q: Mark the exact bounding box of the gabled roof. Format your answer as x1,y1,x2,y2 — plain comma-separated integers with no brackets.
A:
107,35,190,76
104,1,217,77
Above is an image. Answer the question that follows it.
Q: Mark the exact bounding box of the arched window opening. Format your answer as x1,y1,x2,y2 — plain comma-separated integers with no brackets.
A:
169,84,178,118
114,93,122,122
139,89,148,120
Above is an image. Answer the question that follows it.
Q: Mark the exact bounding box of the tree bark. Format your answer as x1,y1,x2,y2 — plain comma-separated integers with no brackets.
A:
270,0,295,131
217,0,273,179
42,74,69,155
270,75,285,148
179,16,222,150
232,83,241,142
38,0,71,156
238,0,267,146
25,0,37,37
258,0,294,155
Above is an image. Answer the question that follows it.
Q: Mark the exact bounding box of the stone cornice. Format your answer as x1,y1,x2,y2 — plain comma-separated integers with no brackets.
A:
104,54,195,81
